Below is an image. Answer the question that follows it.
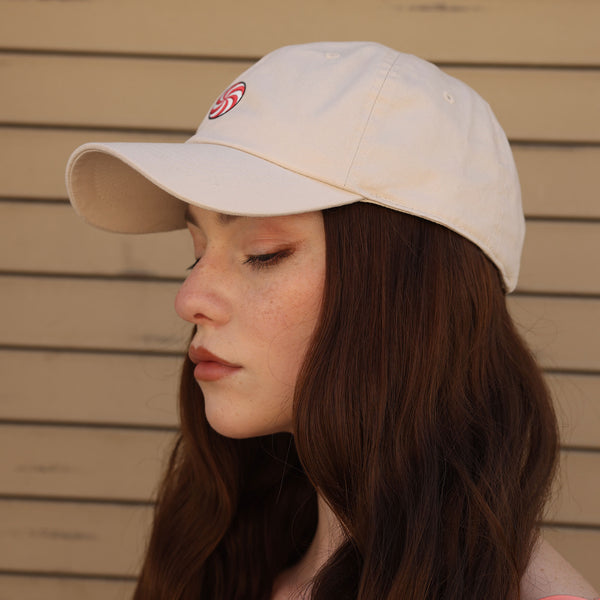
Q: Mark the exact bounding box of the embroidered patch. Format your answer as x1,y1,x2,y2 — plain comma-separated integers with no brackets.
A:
208,82,246,119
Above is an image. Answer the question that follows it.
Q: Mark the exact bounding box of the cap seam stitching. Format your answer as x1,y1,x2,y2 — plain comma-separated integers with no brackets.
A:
343,53,398,187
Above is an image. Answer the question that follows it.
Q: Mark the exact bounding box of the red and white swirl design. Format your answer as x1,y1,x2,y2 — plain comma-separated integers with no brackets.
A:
208,82,246,119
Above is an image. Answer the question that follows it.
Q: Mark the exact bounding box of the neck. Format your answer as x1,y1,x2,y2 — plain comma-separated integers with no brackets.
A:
303,493,345,575
272,492,344,598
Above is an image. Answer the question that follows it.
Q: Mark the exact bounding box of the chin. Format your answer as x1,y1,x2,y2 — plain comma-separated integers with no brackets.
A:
204,408,292,440
201,386,294,439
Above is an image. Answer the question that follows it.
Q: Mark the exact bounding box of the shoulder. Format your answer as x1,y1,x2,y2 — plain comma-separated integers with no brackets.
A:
537,597,599,600
521,538,599,600
536,597,599,600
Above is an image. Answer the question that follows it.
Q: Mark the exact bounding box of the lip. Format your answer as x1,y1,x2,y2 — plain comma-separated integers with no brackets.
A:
188,346,241,382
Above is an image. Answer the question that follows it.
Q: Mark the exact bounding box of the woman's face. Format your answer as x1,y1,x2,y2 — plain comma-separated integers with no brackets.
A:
175,206,326,439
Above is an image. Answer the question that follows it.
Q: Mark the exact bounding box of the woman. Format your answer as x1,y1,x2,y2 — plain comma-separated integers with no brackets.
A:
66,42,598,600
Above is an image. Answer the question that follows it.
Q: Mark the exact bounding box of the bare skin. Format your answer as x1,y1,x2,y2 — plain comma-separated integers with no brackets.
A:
522,539,599,600
271,494,344,600
272,495,598,600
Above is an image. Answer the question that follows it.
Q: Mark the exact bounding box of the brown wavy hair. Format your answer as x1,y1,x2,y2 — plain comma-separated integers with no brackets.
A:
133,202,558,600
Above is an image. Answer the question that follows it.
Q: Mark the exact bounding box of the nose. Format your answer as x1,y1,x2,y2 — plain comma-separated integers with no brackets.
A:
174,258,231,326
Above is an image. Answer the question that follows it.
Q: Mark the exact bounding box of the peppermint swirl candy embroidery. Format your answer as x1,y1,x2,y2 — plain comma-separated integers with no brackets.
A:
208,82,246,119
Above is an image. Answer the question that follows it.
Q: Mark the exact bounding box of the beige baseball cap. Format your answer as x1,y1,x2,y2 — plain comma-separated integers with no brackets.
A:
66,41,524,292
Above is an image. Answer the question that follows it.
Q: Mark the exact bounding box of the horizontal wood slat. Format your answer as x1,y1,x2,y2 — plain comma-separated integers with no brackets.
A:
519,221,600,295
0,575,134,600
1,0,599,66
507,295,600,372
2,202,599,294
0,424,596,522
548,374,600,449
0,425,175,501
0,276,185,354
0,499,151,576
0,53,245,131
451,67,600,143
0,350,180,427
3,53,600,142
1,351,597,448
551,451,600,525
0,202,191,279
0,504,597,587
2,275,599,370
0,128,186,201
515,146,600,220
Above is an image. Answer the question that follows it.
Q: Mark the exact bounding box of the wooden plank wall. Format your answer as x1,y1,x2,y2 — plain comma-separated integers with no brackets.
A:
1,0,599,597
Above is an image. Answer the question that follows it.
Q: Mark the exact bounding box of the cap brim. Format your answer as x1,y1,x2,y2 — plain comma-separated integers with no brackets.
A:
66,141,363,233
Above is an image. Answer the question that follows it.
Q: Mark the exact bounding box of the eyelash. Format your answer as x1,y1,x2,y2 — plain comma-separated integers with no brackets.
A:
186,250,292,271
243,249,292,269
186,257,200,271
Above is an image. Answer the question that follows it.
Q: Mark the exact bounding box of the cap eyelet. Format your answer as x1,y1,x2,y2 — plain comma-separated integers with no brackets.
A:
443,91,455,104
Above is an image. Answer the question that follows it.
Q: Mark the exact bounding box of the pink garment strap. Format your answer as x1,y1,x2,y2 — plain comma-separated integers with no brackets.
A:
539,596,599,600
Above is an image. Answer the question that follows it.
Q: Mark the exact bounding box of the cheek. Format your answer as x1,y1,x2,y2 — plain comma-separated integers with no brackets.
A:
248,275,324,380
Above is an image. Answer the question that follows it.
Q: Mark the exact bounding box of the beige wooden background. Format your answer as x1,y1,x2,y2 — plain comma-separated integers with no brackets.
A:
1,0,599,597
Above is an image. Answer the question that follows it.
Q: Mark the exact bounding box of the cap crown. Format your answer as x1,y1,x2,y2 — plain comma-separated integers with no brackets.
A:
190,42,524,291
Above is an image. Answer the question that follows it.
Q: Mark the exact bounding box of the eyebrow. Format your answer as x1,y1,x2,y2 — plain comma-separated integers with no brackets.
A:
184,206,241,228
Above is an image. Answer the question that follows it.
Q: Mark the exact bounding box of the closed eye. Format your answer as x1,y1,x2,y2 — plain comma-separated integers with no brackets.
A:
244,249,292,270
